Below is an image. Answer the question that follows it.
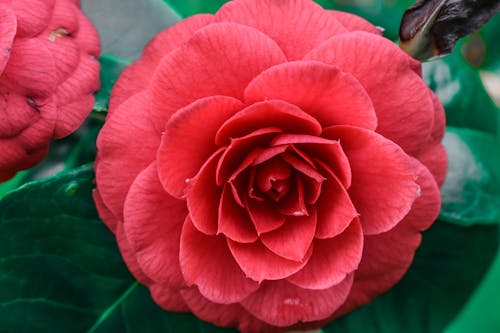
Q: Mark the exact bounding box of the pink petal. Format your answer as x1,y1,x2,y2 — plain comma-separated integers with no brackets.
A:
240,275,354,327
215,99,322,146
0,5,16,74
7,0,55,37
95,91,159,220
429,90,446,145
180,217,259,303
72,9,100,56
180,287,277,333
216,0,347,60
218,185,258,243
109,14,214,110
288,219,363,289
150,283,189,312
46,0,78,34
92,188,118,232
54,95,94,139
123,163,187,288
216,128,281,186
150,22,286,132
315,171,358,239
334,158,441,315
260,207,317,261
244,61,377,130
305,31,434,155
254,157,292,193
228,238,312,282
276,173,308,217
272,134,351,188
328,10,382,35
0,37,58,97
158,96,243,198
185,149,224,235
40,34,80,85
246,198,286,234
417,143,448,187
323,125,419,235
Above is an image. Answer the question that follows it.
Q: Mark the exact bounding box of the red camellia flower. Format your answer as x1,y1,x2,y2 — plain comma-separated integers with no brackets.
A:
0,0,100,182
94,0,447,331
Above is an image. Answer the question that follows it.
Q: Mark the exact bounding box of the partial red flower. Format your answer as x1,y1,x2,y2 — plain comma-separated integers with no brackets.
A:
94,0,447,332
0,0,100,182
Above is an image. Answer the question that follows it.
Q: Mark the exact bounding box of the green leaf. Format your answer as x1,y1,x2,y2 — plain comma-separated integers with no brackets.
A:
323,221,499,333
163,0,228,17
0,167,239,332
440,127,500,226
94,55,130,112
82,0,180,61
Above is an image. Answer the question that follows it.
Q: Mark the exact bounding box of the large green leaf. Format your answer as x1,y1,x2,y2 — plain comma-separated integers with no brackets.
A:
323,221,498,333
0,167,237,333
440,127,500,226
163,0,228,17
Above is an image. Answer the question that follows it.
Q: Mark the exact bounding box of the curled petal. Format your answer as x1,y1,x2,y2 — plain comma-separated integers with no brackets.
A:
328,10,382,35
0,5,17,74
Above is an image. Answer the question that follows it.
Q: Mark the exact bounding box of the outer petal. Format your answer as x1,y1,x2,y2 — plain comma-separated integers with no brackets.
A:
305,32,434,155
328,10,382,35
181,288,277,333
95,91,159,220
260,208,317,262
216,0,347,60
228,238,312,282
288,219,363,289
0,5,16,74
215,99,322,146
180,217,259,304
72,9,100,56
240,275,354,327
158,96,243,198
244,61,377,130
150,283,189,312
109,14,214,110
150,22,286,132
8,0,55,37
338,158,441,314
323,125,419,235
417,143,447,187
123,163,187,288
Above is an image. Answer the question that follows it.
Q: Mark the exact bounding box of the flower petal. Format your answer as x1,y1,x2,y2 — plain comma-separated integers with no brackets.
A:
150,283,189,312
185,149,224,235
305,31,434,155
215,99,322,146
180,217,259,304
228,238,313,282
328,10,382,35
123,163,187,288
0,5,16,74
260,207,317,261
218,184,259,243
323,125,419,235
417,143,447,187
240,275,354,327
244,61,377,130
216,0,347,60
288,219,363,289
95,91,159,220
150,22,286,132
158,96,243,198
8,0,55,37
246,198,286,234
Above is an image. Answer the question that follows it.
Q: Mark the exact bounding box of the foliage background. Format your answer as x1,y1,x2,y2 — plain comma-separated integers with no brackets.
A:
0,0,498,332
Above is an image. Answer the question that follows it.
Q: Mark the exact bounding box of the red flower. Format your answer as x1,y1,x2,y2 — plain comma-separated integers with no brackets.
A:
94,0,447,331
0,0,100,182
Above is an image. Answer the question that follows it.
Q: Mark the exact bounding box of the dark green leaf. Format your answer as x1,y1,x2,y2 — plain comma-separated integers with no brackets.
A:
0,167,238,333
324,221,498,333
81,0,180,61
440,127,500,226
163,0,228,17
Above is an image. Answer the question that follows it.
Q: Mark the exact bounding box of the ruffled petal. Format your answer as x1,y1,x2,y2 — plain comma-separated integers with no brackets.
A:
216,0,347,60
244,61,377,130
0,5,17,74
240,275,354,327
95,91,159,220
260,207,317,261
158,96,243,198
215,99,322,146
305,31,434,155
323,125,419,235
123,163,187,288
7,0,55,37
328,10,382,35
180,217,259,304
150,22,286,131
288,219,363,289
228,238,312,282
150,283,189,312
417,143,447,187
